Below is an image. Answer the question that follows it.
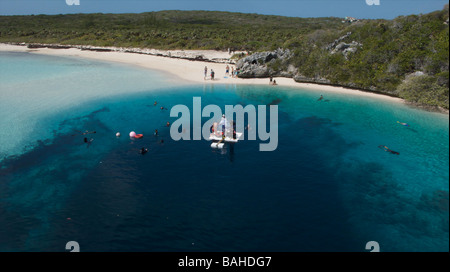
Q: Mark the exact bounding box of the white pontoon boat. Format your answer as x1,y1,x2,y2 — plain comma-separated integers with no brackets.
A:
208,116,243,149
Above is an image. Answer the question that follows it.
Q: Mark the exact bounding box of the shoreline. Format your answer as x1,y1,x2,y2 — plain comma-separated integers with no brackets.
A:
0,43,442,110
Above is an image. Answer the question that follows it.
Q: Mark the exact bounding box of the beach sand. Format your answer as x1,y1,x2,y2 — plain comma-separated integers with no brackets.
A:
0,43,405,103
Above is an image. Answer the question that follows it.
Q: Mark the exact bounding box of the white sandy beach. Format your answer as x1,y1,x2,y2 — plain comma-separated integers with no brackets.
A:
0,43,405,103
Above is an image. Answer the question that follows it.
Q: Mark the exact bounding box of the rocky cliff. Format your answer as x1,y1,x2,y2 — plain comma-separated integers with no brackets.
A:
235,48,294,78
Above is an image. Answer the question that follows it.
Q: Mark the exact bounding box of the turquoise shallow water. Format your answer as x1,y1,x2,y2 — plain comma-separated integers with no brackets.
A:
0,51,175,160
0,52,448,252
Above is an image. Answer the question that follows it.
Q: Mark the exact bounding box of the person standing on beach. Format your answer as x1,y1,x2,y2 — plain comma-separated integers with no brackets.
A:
211,69,215,80
225,65,230,76
204,66,208,79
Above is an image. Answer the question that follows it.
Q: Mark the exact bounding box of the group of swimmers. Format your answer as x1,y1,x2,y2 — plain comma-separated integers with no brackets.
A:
316,94,409,155
378,119,412,155
135,101,170,155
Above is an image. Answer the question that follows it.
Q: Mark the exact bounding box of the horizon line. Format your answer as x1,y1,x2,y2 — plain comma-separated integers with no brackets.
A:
0,8,443,20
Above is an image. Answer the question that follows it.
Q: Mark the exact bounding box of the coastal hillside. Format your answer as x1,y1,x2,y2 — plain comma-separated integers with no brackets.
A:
0,10,345,51
288,5,449,110
0,8,448,109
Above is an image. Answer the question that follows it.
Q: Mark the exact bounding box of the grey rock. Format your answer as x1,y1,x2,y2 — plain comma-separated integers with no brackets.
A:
326,32,352,51
236,48,293,78
331,40,362,58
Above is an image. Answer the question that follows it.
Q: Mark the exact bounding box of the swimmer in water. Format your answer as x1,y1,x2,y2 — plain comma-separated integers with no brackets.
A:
154,101,157,106
379,145,400,155
318,95,324,101
154,129,159,136
166,122,170,127
397,121,410,127
84,137,94,148
139,147,148,155
72,130,96,136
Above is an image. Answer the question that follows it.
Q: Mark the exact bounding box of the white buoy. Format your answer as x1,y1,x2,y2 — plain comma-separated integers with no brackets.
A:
116,132,121,137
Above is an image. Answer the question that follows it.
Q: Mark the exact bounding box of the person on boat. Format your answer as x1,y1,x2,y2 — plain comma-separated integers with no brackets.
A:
231,120,237,139
219,114,227,136
217,134,226,145
140,147,148,155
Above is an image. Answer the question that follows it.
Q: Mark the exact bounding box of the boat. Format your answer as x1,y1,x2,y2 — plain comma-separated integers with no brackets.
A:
208,116,243,149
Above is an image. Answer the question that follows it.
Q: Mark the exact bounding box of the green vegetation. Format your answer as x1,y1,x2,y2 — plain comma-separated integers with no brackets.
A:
0,7,448,109
276,6,449,109
397,73,449,109
0,11,344,50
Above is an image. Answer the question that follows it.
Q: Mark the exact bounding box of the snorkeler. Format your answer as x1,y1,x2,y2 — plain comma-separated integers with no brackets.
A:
84,137,94,148
379,145,400,155
72,130,96,136
139,147,148,155
397,121,410,127
160,106,168,110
